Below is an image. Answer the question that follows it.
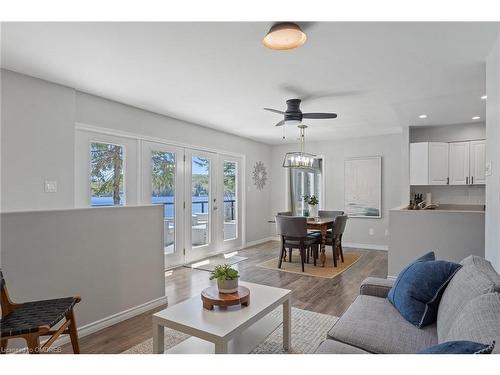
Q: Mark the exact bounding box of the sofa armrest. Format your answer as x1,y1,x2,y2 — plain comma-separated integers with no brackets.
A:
359,277,395,298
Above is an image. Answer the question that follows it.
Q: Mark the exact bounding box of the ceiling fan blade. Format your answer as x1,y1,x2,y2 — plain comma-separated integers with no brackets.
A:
275,120,286,127
264,107,285,115
302,113,338,119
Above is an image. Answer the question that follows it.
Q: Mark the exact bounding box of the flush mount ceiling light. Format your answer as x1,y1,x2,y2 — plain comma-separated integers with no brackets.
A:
481,95,488,100
263,22,307,50
418,114,428,119
472,116,481,120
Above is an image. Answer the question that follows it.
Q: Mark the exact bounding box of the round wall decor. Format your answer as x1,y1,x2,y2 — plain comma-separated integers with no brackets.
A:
252,161,267,191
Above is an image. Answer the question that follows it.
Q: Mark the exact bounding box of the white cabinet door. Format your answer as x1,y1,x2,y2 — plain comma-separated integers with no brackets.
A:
470,140,486,185
448,142,470,185
410,143,430,185
429,142,449,185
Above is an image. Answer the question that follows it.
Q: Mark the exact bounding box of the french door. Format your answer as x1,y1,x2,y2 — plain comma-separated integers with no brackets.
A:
142,142,242,268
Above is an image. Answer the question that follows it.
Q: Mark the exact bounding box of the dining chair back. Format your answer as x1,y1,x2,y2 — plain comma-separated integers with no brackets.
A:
319,210,344,218
277,211,293,216
275,215,307,238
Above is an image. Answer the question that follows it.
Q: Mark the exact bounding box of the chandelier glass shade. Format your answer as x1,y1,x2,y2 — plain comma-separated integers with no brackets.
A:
282,125,320,169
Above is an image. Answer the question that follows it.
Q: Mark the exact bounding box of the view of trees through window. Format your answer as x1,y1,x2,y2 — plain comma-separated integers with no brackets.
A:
90,142,125,206
223,161,237,240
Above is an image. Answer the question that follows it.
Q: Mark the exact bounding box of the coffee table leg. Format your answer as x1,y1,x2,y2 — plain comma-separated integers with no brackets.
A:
153,322,164,354
283,298,291,351
214,340,228,354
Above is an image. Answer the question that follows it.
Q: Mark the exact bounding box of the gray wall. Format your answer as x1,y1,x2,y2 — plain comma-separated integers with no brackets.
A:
1,70,273,244
270,134,405,249
410,122,486,143
388,209,485,275
1,205,165,347
486,35,500,271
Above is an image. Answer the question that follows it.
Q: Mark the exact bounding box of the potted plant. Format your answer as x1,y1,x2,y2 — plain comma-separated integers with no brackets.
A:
209,264,240,293
303,194,319,218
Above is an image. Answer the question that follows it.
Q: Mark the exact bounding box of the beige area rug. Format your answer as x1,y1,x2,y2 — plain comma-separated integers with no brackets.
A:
257,250,362,278
123,307,338,354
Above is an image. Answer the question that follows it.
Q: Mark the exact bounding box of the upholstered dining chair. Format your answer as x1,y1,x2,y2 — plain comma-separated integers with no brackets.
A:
318,210,344,231
275,215,319,271
325,215,349,267
0,269,81,354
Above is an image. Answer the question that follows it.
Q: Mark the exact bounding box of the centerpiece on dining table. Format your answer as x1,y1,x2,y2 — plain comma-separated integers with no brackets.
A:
303,194,319,218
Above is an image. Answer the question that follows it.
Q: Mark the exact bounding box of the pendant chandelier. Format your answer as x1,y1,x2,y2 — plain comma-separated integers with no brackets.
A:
282,125,320,169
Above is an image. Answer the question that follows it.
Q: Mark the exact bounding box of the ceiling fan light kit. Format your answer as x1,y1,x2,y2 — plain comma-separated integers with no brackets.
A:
263,22,307,50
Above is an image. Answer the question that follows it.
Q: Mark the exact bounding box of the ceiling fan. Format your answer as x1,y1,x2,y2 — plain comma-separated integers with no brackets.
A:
264,98,337,127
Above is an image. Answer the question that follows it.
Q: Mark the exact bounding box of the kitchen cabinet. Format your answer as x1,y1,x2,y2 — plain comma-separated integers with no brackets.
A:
470,140,486,185
410,142,449,185
449,142,470,185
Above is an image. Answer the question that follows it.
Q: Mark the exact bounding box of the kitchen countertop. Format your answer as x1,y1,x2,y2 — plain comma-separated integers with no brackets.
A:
391,204,485,214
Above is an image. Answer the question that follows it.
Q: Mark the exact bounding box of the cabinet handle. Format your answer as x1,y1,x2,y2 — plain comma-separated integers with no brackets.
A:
447,177,449,185
472,176,474,184
466,176,468,184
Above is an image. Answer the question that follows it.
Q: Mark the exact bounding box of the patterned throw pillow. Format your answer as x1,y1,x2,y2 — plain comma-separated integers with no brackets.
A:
388,251,462,328
418,340,495,354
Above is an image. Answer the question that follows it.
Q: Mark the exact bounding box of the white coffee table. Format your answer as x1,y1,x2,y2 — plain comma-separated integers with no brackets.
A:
152,281,291,354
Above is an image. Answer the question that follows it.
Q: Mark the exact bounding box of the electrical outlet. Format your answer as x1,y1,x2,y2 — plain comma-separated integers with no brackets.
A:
44,180,57,193
369,228,374,236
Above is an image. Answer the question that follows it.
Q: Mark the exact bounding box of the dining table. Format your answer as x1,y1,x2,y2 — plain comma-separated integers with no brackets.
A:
306,217,334,267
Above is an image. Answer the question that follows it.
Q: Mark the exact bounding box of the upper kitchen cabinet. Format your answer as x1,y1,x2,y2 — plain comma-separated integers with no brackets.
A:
449,141,470,185
410,142,449,185
470,140,486,185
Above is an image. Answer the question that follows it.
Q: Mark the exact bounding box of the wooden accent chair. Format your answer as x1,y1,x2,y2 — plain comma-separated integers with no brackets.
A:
0,269,81,354
325,215,349,267
275,215,319,271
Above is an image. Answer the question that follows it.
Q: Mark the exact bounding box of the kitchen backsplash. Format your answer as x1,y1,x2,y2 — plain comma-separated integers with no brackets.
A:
410,185,485,206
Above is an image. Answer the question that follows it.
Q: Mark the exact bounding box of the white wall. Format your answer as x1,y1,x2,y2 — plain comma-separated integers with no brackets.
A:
410,122,486,143
1,205,165,348
0,69,273,244
486,35,500,271
270,134,405,249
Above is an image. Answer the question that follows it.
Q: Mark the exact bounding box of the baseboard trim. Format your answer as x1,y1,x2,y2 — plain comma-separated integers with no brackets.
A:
244,236,278,248
48,295,168,350
343,242,388,251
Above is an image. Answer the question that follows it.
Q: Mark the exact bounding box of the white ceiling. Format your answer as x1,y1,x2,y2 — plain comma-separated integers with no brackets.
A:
2,22,499,144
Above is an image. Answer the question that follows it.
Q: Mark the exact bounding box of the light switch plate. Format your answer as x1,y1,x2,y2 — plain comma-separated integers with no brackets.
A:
45,180,57,193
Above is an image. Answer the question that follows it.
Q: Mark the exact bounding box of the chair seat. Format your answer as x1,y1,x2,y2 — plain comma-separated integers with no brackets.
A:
283,234,319,247
0,297,78,337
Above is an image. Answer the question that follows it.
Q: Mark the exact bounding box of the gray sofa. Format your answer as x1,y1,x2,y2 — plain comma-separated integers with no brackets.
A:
316,255,500,354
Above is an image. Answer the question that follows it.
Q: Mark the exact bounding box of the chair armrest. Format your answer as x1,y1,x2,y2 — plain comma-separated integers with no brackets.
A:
359,277,395,298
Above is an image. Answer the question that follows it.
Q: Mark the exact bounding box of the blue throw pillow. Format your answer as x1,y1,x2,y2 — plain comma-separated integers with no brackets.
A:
388,251,462,328
418,340,495,354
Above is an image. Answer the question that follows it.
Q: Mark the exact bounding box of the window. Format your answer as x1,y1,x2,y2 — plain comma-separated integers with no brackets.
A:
289,160,322,215
191,156,210,247
90,142,125,206
223,161,237,241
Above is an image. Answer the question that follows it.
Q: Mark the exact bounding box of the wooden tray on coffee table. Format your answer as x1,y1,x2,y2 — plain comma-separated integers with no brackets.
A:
201,286,250,310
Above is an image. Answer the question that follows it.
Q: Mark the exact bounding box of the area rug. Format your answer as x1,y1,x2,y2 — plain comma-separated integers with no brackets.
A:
256,251,361,279
184,254,248,272
123,307,338,354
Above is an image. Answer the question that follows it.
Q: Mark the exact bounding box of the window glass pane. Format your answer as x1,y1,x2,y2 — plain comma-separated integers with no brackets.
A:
223,161,237,241
151,151,176,255
289,160,322,215
90,142,125,206
192,156,210,247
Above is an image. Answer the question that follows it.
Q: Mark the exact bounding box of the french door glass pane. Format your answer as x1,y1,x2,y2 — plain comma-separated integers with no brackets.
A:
223,161,237,241
192,156,210,247
151,151,176,255
90,142,125,206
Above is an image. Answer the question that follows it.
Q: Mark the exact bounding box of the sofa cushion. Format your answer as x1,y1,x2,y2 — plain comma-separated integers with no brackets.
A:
327,295,438,353
444,293,500,353
417,340,495,354
437,257,500,341
315,339,370,354
388,254,461,328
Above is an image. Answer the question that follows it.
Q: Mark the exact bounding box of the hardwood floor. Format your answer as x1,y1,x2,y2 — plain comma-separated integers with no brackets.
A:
61,241,387,354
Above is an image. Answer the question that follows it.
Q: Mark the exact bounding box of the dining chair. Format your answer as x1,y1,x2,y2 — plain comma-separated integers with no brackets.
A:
325,215,348,267
275,215,319,271
318,210,344,231
0,268,81,354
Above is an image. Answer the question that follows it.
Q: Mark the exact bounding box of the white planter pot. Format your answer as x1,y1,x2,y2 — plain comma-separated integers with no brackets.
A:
309,204,319,218
217,278,239,293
